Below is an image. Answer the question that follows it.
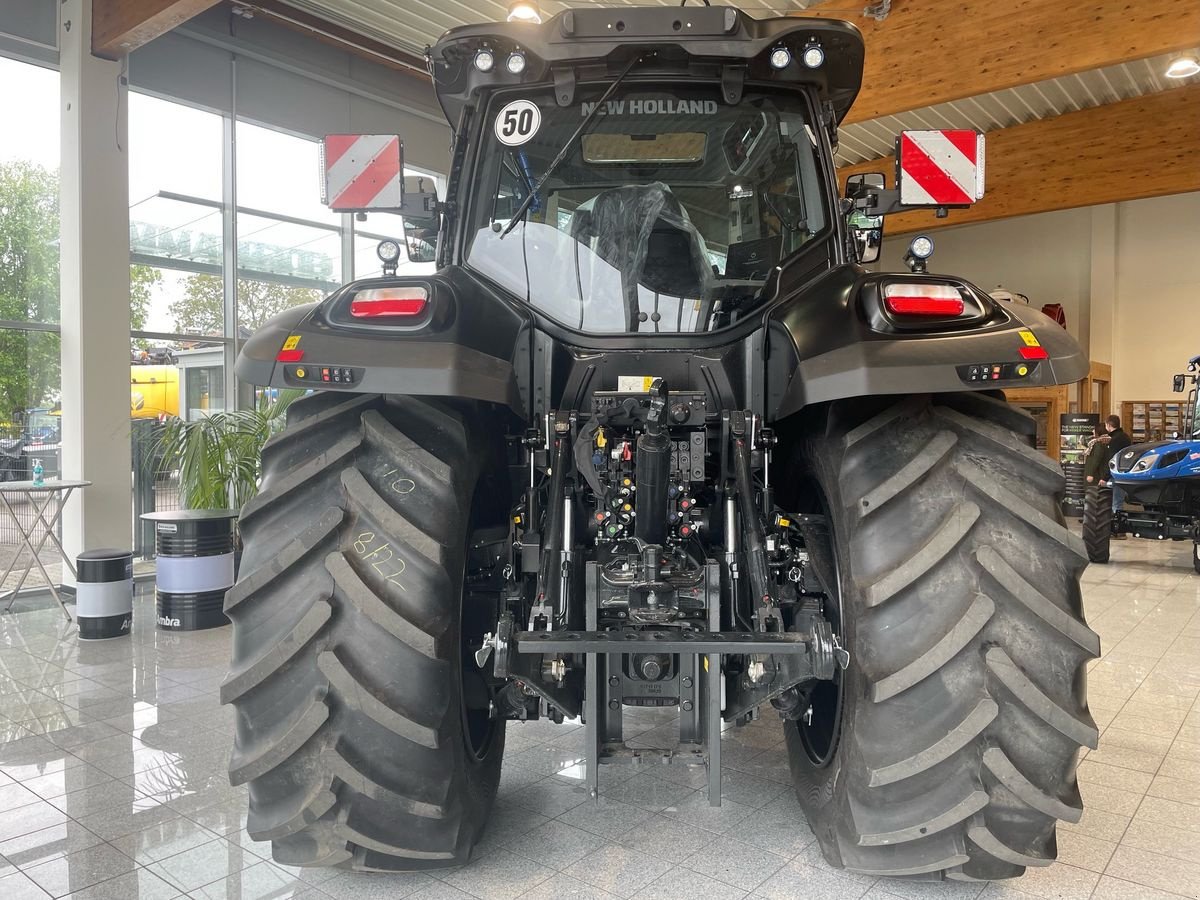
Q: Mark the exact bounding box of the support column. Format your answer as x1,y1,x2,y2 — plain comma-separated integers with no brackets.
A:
59,0,132,572
1088,205,1118,394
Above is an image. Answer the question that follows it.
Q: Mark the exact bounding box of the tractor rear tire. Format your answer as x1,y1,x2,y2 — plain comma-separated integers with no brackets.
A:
1082,487,1112,564
785,392,1099,881
221,392,505,871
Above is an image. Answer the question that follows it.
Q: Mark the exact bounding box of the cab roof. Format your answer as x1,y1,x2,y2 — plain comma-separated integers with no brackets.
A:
429,6,864,127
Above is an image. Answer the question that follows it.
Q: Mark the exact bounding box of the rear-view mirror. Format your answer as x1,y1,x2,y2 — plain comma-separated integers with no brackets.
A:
1173,374,1186,392
399,175,439,264
845,173,884,264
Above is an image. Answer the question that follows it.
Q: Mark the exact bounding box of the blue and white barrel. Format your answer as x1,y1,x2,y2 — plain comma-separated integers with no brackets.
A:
143,511,237,631
76,549,133,640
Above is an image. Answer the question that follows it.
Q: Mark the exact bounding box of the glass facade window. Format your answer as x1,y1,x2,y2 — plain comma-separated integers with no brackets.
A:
128,94,226,338
235,121,347,334
237,213,340,290
0,330,62,479
236,121,342,226
0,55,448,555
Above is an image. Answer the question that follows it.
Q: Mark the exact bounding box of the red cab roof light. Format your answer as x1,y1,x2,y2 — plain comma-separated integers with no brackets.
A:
350,287,429,318
883,283,965,317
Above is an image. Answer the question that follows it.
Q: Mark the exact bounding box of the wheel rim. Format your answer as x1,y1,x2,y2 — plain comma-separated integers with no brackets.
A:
796,488,846,768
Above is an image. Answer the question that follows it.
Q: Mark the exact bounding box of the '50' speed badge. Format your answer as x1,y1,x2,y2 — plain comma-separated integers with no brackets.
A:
495,100,541,147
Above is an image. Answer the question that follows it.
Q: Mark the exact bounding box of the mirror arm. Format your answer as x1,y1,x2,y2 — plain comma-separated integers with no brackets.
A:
852,188,904,216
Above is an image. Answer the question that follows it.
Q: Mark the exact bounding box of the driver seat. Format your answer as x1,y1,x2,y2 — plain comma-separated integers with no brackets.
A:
571,184,712,330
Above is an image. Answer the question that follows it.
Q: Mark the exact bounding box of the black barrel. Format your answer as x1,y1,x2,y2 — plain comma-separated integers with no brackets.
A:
76,549,133,640
142,510,237,631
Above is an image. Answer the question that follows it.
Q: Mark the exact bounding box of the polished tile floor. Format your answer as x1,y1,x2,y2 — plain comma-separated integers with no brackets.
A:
0,534,1197,900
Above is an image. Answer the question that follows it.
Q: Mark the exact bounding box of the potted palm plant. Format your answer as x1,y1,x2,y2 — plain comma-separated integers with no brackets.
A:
156,389,303,512
149,390,303,608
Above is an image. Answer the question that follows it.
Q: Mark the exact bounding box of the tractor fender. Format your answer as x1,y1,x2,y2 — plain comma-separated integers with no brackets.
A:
766,266,1088,419
235,274,525,414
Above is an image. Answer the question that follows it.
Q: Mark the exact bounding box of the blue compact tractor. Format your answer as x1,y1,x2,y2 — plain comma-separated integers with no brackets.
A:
1084,355,1200,572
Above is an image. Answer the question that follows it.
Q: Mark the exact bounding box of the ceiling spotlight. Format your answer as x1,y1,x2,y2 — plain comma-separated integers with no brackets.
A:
802,41,825,68
507,0,542,24
506,52,527,75
473,49,495,72
1165,56,1200,79
769,47,792,70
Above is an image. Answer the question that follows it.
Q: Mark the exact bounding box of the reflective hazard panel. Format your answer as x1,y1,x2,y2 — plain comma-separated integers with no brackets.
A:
897,130,985,207
321,135,403,211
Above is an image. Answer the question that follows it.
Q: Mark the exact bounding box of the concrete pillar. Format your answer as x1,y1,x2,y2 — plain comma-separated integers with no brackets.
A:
59,0,132,571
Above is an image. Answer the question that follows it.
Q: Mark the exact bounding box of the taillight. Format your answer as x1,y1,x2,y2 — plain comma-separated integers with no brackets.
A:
883,283,966,317
349,287,428,318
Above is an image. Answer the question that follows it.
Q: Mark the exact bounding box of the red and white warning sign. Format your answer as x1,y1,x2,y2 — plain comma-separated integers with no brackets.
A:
321,134,403,211
897,130,985,207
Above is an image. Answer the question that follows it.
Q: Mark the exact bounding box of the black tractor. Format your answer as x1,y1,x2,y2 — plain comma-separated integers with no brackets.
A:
224,5,1099,882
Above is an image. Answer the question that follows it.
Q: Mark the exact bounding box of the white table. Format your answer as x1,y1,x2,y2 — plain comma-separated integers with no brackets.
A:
0,480,90,621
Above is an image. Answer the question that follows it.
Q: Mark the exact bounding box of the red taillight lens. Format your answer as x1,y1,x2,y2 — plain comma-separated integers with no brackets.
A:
350,287,429,318
883,283,965,317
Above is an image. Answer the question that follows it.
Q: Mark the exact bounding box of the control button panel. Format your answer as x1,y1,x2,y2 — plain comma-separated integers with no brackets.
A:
285,365,361,386
957,361,1038,384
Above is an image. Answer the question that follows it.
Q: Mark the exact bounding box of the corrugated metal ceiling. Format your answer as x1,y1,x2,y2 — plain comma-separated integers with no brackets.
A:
836,48,1200,165
277,0,1198,165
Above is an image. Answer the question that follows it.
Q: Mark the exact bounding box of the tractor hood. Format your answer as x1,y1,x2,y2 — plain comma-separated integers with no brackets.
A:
1110,439,1200,479
429,6,864,127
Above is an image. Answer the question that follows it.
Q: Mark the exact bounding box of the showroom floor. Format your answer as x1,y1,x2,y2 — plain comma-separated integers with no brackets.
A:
0,537,1197,900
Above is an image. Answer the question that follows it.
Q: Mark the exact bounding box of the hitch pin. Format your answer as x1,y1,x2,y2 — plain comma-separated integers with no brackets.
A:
832,634,850,670
475,632,502,668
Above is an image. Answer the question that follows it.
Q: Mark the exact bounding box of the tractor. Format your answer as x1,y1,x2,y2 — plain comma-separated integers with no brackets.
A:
222,5,1098,882
1084,354,1200,572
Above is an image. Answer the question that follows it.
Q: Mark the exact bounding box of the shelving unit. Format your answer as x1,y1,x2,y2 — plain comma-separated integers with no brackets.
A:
1120,400,1186,442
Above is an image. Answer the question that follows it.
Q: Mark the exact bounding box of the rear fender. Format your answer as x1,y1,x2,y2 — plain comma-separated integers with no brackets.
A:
235,273,525,414
766,266,1088,419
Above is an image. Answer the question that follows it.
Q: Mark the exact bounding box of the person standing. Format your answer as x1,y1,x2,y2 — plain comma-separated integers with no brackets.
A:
1100,415,1131,534
1083,424,1110,487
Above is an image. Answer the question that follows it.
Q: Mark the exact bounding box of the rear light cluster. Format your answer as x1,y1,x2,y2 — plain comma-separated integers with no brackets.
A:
882,283,965,317
349,287,429,319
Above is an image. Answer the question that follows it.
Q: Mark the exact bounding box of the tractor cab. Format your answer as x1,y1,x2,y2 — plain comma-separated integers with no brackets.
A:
426,6,863,334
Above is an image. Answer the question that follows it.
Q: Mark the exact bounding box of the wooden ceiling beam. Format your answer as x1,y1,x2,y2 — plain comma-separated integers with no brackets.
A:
837,85,1200,235
794,0,1200,124
93,0,223,59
